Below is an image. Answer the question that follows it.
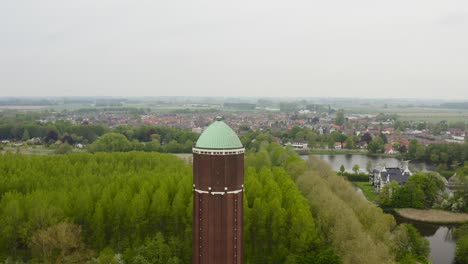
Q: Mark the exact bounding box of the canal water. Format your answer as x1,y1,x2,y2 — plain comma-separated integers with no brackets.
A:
307,154,454,264
311,154,434,173
393,214,456,264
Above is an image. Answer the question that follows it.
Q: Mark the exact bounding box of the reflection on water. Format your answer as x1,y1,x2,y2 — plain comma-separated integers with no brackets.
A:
306,154,434,173
430,227,456,264
394,214,456,264
393,214,441,237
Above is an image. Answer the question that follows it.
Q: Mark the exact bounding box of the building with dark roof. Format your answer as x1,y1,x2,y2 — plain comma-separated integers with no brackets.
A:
370,162,412,192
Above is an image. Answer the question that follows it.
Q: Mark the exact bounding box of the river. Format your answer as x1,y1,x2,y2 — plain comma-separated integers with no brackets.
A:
311,154,434,173
307,154,454,264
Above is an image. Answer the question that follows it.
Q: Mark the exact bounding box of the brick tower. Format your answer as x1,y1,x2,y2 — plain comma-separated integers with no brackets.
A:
192,117,244,264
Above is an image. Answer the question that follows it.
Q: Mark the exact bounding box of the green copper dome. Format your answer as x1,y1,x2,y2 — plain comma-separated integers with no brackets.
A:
195,117,243,149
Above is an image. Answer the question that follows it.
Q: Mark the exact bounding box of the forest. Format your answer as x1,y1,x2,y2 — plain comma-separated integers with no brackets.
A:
0,119,198,153
0,142,430,263
404,141,468,170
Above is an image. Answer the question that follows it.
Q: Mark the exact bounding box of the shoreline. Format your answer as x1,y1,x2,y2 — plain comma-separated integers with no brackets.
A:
307,149,399,158
394,208,468,224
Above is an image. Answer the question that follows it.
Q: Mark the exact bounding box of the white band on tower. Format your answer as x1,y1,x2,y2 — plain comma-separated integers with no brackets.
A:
193,147,245,155
194,188,243,195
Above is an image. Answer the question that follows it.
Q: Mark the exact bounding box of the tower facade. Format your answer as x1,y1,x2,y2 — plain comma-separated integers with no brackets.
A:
192,117,244,264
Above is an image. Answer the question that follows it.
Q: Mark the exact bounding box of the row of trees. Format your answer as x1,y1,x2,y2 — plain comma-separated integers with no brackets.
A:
404,141,468,168
239,125,395,155
0,119,198,153
87,133,194,154
0,147,339,263
454,224,468,264
297,156,430,264
239,127,361,151
0,122,109,144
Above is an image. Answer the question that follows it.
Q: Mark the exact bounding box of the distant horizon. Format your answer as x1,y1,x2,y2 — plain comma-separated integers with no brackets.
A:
0,95,467,103
1,90,468,101
0,95,468,104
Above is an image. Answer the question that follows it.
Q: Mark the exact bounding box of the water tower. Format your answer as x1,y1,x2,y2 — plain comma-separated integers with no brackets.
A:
192,117,244,264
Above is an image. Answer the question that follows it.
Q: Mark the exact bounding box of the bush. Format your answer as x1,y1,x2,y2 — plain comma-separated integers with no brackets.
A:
391,224,430,263
55,142,73,154
389,172,445,209
454,224,468,264
340,172,369,182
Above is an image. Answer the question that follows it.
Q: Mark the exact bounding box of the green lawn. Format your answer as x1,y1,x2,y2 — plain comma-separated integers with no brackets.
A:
353,181,377,202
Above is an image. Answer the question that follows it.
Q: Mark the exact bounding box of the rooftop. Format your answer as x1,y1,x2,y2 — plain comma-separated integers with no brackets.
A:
195,117,243,149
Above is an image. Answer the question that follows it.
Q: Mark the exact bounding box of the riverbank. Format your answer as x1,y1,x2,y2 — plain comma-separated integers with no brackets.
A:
309,149,367,155
395,208,468,224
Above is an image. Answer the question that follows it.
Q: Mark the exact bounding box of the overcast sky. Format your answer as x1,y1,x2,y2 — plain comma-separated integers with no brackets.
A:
1,0,467,99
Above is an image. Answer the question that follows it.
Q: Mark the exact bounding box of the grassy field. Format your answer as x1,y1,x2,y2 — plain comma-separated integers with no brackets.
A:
353,181,377,202
398,114,468,123
343,105,468,123
395,208,468,224
43,103,94,111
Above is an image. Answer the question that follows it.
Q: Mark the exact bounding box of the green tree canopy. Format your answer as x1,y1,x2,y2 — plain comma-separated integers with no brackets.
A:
339,165,345,174
352,164,360,174
368,136,385,154
21,129,30,141
88,133,135,152
391,224,430,262
335,110,345,126
390,172,445,209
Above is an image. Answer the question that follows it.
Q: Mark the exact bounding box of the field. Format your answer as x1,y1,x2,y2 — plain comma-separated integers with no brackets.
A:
395,208,468,224
0,105,47,110
343,105,468,123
